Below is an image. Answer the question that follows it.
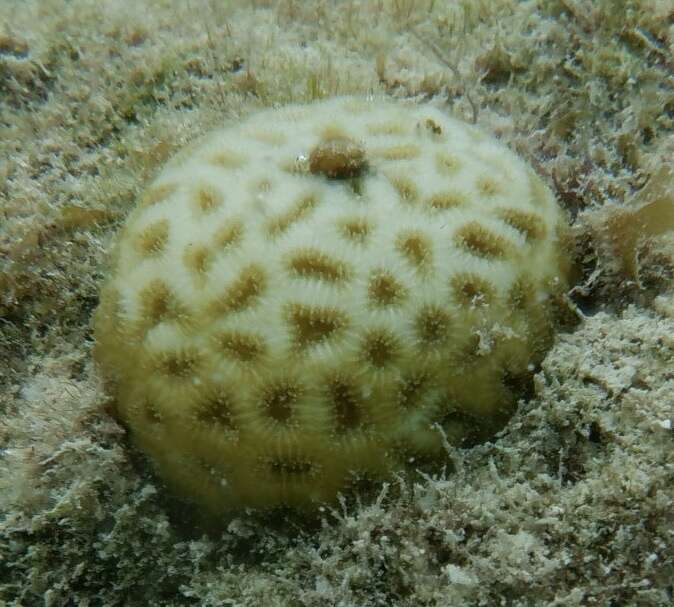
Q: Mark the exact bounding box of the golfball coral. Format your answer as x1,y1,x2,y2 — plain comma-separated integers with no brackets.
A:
94,96,571,514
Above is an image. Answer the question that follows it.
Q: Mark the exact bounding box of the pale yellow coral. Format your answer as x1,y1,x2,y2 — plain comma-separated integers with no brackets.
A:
94,96,572,514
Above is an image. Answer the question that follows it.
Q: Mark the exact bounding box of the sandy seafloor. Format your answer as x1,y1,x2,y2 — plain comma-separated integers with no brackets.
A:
0,1,673,605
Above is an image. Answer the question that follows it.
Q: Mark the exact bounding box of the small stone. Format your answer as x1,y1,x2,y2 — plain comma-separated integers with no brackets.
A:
309,138,367,179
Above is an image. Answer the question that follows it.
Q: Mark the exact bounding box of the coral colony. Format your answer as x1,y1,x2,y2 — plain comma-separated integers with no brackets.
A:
94,97,571,513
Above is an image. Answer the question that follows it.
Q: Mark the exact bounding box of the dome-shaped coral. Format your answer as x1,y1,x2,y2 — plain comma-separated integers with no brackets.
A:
94,96,572,513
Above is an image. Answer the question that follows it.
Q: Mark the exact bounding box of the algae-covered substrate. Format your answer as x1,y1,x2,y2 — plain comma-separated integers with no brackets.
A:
1,1,672,605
